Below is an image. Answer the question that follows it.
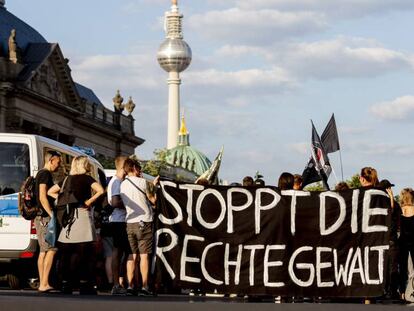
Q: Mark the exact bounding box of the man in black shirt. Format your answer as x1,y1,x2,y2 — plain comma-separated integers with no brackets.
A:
35,150,61,292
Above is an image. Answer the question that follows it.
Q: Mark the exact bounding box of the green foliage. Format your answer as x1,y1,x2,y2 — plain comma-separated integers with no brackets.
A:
394,194,400,204
95,154,115,169
140,148,168,176
346,174,361,189
304,182,324,192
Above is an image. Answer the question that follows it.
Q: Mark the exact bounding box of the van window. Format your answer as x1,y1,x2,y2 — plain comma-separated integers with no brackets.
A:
0,143,30,195
44,147,73,183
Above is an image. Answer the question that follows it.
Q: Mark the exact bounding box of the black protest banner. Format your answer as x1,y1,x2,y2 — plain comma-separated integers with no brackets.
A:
154,181,391,297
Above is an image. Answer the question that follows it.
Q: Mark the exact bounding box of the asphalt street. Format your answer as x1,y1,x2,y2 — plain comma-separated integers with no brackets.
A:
0,290,410,311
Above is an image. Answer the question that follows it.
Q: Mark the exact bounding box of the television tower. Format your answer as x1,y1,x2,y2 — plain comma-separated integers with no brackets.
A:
157,0,192,149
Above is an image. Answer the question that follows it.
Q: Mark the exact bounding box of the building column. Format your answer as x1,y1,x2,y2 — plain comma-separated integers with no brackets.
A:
167,71,181,149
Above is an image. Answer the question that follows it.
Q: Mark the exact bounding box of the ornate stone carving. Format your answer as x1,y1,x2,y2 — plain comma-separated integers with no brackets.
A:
8,29,22,64
124,96,135,115
5,114,22,130
113,90,124,112
28,60,66,104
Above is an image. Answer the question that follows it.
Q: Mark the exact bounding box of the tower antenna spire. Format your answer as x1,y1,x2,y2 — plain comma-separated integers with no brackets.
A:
158,0,192,149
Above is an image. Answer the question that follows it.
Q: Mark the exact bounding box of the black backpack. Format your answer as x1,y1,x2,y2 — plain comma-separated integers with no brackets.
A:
18,176,41,220
55,176,79,237
93,193,114,228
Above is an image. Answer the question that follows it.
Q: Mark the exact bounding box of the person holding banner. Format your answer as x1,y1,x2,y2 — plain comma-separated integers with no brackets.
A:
278,172,294,190
359,167,380,304
359,167,379,187
378,179,400,300
293,174,303,190
242,176,254,187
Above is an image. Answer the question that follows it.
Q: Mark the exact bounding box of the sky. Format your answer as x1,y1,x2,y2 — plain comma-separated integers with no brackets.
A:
7,0,414,190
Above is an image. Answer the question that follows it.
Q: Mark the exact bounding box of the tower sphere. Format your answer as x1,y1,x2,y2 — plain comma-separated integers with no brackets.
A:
157,38,192,73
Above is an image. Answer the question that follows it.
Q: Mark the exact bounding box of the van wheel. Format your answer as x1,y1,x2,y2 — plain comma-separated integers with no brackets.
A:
28,278,40,290
6,274,20,290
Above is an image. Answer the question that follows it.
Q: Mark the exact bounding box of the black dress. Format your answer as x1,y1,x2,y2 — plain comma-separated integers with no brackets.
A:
398,212,414,293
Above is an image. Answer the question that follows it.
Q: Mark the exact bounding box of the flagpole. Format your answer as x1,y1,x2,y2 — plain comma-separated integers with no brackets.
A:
331,165,339,185
339,149,344,181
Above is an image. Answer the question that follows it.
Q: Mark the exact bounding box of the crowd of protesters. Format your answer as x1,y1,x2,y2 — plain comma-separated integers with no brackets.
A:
240,167,412,303
31,150,414,303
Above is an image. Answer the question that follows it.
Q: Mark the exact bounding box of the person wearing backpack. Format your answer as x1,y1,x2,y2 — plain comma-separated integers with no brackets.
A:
48,155,104,294
120,158,159,296
34,150,62,292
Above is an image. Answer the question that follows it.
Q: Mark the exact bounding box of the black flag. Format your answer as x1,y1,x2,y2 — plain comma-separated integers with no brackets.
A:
302,121,332,189
321,114,340,154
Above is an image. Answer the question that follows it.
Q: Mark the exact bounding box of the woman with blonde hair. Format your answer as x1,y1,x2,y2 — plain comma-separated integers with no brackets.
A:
398,188,414,300
48,155,104,294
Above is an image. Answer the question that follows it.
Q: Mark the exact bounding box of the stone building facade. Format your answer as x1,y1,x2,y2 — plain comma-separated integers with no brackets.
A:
0,3,144,158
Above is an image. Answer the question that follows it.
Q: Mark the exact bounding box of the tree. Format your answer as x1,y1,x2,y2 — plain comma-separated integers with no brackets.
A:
140,148,168,176
304,182,324,192
346,174,361,188
95,154,115,169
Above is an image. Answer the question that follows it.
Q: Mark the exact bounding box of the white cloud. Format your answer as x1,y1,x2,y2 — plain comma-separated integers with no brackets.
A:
215,45,273,60
348,141,414,156
288,142,308,155
370,95,414,120
278,37,413,79
234,0,414,18
217,37,414,79
71,53,164,106
184,67,296,91
340,126,372,135
200,1,414,45
120,0,166,13
188,8,327,44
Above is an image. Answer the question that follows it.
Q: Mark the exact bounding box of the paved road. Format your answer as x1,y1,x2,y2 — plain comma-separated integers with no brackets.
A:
0,290,410,311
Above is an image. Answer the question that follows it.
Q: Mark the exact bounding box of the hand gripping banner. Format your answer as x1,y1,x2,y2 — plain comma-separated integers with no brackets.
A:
153,181,391,297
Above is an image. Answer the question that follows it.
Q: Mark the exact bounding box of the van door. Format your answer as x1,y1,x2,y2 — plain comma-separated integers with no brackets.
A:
0,142,31,251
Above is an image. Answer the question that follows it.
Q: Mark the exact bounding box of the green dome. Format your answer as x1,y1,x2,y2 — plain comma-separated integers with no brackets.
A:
165,115,211,176
166,145,211,177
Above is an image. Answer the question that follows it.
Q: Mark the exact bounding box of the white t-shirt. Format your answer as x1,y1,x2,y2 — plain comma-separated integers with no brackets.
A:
120,176,153,223
107,176,126,223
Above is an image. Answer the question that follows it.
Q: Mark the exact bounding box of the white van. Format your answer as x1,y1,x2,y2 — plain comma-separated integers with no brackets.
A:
0,133,106,289
104,169,154,184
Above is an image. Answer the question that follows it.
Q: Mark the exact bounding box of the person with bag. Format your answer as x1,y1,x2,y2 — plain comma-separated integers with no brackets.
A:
48,155,104,294
34,150,62,293
119,158,159,296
